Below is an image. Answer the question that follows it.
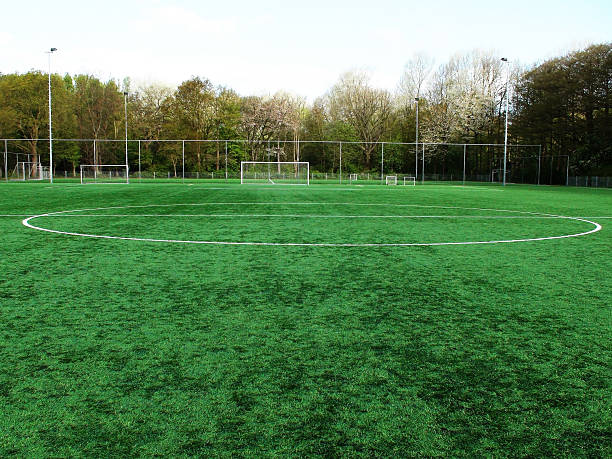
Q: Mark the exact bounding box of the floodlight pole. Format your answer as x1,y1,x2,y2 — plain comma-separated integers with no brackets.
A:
415,97,419,181
123,92,129,183
47,47,57,183
501,57,510,186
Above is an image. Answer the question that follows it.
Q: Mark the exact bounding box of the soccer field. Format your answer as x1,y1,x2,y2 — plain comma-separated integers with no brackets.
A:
1,181,610,456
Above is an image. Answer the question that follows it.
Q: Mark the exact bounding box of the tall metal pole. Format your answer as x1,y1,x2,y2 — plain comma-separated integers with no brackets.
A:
138,140,141,181
182,140,185,183
421,143,425,185
381,143,384,184
537,144,541,185
124,92,129,183
225,141,228,180
4,140,7,182
93,140,97,181
501,57,510,186
463,144,466,185
422,143,425,184
339,142,342,184
47,48,57,183
415,97,419,181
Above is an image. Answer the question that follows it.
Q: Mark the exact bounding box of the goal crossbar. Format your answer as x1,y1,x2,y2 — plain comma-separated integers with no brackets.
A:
80,164,129,184
241,161,309,185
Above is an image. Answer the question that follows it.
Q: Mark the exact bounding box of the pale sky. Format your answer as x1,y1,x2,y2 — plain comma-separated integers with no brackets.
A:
1,0,610,100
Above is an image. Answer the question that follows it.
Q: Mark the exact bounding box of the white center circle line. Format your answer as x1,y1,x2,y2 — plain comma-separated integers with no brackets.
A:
21,203,602,247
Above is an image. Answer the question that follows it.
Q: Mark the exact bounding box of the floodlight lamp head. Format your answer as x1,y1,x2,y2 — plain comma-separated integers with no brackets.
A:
501,57,508,62
415,97,420,102
123,91,128,96
50,48,57,52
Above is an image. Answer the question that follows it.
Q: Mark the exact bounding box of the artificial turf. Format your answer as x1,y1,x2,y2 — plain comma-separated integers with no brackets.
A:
0,181,610,457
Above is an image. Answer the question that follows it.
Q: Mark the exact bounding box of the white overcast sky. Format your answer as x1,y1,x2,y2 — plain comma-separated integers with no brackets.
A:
1,0,610,100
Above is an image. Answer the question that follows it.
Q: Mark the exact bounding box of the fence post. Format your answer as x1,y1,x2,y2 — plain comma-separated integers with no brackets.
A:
138,140,141,181
381,143,384,184
537,145,541,185
463,144,466,185
339,142,342,184
422,143,425,184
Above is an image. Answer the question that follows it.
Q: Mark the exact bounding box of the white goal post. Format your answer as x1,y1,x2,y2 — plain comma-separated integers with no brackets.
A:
10,162,48,181
349,173,358,183
241,161,309,185
385,175,397,185
402,176,416,186
80,165,129,184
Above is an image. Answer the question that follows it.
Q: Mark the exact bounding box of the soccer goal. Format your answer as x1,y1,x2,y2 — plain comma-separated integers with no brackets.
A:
385,175,397,185
402,176,416,186
491,168,509,183
80,165,129,184
349,173,358,183
241,161,309,185
10,162,48,181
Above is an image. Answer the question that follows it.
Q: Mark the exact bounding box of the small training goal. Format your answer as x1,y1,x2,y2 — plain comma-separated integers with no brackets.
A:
241,161,309,185
10,162,49,181
385,175,397,185
80,165,129,184
349,173,358,183
402,176,416,186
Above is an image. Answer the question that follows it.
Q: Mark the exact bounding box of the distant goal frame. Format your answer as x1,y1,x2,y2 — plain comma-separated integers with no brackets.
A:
80,164,130,185
240,161,310,186
385,175,397,185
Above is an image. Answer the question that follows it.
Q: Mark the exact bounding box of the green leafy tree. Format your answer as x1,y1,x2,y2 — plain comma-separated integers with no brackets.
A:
512,43,612,174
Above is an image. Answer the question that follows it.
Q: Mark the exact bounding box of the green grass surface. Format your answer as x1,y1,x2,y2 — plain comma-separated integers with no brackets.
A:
1,181,610,457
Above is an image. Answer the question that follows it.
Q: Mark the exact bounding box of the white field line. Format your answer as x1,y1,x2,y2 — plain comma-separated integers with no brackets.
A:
21,203,603,247
31,214,569,219
19,201,543,213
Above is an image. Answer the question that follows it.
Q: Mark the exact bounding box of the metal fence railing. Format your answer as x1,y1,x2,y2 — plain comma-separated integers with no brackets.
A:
568,176,612,188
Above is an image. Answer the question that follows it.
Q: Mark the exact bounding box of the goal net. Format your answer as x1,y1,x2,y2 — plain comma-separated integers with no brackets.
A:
10,162,48,181
349,173,358,183
385,175,397,185
241,161,309,185
80,165,129,184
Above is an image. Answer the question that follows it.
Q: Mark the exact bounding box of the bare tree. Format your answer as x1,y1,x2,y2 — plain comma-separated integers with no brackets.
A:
132,84,173,141
328,71,393,168
73,75,123,165
239,93,297,160
397,53,435,102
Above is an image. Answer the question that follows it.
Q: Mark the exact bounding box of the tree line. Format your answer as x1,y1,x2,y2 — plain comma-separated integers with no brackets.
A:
0,43,610,176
